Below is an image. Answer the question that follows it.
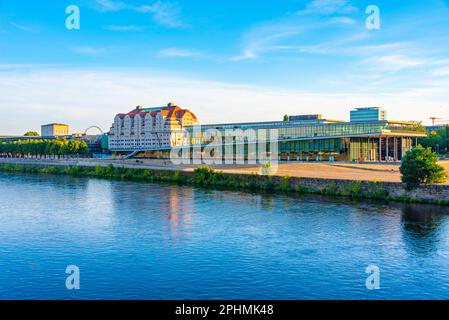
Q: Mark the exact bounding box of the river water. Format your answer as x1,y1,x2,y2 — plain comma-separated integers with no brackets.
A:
0,172,448,299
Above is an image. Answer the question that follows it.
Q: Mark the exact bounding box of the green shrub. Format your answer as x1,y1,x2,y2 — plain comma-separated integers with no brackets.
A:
172,170,181,183
278,176,291,191
324,182,338,195
400,146,447,190
350,181,363,197
193,165,215,185
263,177,275,191
367,181,388,199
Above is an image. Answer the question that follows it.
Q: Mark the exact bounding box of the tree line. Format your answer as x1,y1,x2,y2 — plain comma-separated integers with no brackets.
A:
419,126,449,154
0,139,89,158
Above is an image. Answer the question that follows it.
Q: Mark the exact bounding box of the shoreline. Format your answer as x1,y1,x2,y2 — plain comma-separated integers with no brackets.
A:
0,159,448,206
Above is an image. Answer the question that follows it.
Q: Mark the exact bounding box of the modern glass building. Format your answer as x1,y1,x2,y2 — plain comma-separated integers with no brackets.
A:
115,106,427,162
350,107,387,122
184,115,426,162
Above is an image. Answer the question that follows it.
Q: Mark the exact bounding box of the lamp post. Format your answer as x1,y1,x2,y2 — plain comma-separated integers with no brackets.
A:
446,124,449,153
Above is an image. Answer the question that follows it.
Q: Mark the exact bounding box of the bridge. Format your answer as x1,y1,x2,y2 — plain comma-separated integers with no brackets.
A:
83,125,104,135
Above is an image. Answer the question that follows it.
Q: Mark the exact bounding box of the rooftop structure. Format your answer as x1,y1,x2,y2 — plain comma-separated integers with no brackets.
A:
41,123,69,137
288,114,323,122
350,107,387,123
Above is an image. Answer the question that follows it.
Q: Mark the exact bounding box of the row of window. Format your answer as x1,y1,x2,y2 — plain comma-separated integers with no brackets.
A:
188,122,423,141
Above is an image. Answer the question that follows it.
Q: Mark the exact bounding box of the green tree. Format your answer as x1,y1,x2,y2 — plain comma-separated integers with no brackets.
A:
400,146,447,189
0,138,90,158
283,114,289,121
24,131,39,137
419,126,448,153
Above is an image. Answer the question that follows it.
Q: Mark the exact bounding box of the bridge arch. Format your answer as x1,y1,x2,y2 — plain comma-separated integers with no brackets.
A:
84,125,104,135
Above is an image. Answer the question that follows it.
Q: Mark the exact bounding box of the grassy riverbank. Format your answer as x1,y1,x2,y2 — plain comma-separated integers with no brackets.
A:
1,162,448,206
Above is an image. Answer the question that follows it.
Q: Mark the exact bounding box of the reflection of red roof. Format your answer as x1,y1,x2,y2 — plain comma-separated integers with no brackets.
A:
115,104,198,121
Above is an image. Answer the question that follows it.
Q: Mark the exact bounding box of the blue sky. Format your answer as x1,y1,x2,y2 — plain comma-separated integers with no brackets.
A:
1,0,449,134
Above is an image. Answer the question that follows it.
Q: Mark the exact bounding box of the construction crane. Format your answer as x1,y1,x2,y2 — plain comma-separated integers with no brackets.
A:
430,117,442,125
430,117,449,125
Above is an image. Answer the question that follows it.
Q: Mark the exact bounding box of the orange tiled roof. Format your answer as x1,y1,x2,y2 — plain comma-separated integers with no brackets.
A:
116,104,198,121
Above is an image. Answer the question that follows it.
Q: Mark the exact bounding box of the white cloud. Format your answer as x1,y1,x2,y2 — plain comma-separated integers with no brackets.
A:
232,1,360,61
361,54,425,72
70,46,105,56
432,66,449,77
300,0,358,15
159,47,200,58
95,0,186,28
95,0,127,12
9,22,38,33
231,50,258,61
136,1,186,29
104,25,146,31
0,67,446,135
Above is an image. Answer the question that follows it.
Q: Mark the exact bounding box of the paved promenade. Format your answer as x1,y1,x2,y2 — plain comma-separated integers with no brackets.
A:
1,157,448,184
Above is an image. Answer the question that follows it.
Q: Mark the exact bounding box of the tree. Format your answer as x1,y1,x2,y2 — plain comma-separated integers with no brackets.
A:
24,131,39,136
0,138,90,158
400,146,447,189
419,126,448,153
283,114,289,121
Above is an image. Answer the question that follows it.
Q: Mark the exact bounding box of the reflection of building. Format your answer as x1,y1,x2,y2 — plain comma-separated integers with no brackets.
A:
41,123,69,137
108,103,199,151
108,104,426,162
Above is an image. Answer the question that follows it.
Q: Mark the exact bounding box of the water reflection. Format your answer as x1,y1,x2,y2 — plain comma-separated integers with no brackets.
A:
400,203,449,255
166,186,194,238
2,172,449,299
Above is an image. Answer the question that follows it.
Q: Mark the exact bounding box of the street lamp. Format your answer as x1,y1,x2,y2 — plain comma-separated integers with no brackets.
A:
446,124,449,153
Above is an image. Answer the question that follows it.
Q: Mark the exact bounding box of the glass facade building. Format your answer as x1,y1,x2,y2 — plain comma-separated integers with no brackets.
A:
350,107,387,122
182,116,426,162
120,108,426,163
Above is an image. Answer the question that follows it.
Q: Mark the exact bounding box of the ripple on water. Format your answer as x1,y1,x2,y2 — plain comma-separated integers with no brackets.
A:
0,172,449,299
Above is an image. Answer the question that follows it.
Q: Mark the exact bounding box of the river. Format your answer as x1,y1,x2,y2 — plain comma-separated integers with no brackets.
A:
0,172,448,299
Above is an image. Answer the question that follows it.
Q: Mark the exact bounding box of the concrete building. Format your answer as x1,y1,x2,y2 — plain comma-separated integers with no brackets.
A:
108,103,199,152
41,123,69,137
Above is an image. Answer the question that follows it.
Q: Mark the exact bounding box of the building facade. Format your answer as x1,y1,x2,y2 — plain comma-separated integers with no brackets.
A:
108,104,426,162
108,103,199,151
41,123,69,137
350,107,386,122
189,117,425,162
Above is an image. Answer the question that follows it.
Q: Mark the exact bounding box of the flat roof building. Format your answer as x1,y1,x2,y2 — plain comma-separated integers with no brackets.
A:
41,123,69,137
350,107,386,123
